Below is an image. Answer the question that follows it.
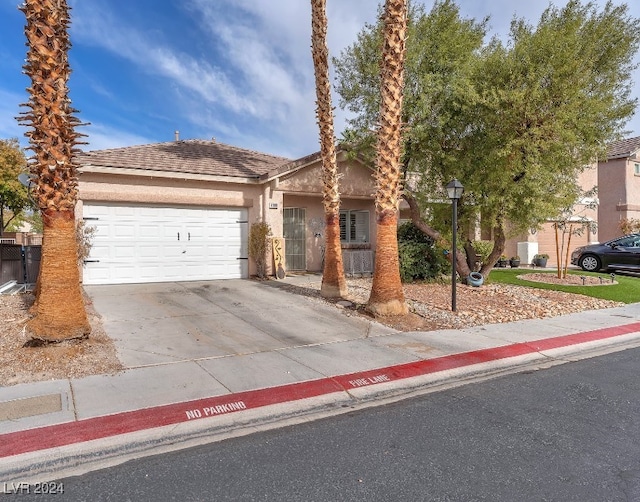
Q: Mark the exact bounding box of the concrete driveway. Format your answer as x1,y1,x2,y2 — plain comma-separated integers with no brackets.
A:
85,279,396,369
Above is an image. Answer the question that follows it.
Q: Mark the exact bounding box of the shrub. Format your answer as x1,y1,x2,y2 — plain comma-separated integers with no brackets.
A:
619,218,640,235
248,221,272,279
76,219,97,268
397,222,449,282
472,240,494,266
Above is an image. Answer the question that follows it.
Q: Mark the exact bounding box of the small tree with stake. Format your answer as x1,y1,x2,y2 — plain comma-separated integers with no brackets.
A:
552,187,598,279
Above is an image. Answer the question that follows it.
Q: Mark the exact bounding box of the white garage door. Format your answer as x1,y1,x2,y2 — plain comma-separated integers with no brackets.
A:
82,204,248,285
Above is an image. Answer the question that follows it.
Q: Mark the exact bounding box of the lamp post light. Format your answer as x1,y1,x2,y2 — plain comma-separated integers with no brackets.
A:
446,179,464,312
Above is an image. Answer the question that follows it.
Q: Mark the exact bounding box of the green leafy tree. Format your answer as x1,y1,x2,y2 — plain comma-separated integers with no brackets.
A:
466,0,639,274
0,138,32,235
336,0,487,279
335,0,640,280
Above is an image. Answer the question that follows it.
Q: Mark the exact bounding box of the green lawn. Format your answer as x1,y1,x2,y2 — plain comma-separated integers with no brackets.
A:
487,269,640,304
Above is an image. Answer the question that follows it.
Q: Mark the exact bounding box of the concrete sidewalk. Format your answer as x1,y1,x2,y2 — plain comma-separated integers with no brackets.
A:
2,276,640,484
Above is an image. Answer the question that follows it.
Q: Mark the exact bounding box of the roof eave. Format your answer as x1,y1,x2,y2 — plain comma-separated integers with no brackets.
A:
607,151,639,161
79,165,262,184
260,146,372,183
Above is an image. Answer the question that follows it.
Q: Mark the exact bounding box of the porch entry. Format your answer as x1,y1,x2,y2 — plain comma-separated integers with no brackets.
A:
283,208,306,270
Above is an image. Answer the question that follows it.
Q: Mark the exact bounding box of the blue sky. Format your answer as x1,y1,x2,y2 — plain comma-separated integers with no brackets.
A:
1,0,639,160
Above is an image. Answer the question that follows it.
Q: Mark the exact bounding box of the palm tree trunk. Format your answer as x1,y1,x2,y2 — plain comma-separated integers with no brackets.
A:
311,0,347,298
28,210,90,340
367,0,408,316
19,0,90,342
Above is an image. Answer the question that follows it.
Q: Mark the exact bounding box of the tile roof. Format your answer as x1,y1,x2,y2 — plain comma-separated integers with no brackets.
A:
77,139,292,179
260,145,371,181
261,150,327,181
607,136,640,159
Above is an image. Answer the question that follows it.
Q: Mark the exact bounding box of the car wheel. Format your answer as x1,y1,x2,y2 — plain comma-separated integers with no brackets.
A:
579,254,601,272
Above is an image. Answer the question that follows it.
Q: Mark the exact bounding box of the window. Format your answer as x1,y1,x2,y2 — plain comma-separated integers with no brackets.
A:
635,163,640,175
339,210,370,243
614,234,640,247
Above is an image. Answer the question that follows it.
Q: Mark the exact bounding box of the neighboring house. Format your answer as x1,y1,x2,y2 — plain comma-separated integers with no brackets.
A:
503,136,640,267
503,163,599,268
597,136,640,243
77,139,377,285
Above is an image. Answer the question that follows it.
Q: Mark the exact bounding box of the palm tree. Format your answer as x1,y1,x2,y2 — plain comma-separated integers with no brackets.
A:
19,0,90,341
367,0,408,316
311,0,348,298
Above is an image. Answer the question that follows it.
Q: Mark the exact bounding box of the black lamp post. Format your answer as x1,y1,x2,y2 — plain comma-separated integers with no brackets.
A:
446,179,464,312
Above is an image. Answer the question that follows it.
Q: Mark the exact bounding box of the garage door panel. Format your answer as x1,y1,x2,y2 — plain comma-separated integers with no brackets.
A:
114,226,136,239
137,244,163,258
114,246,135,259
113,265,136,281
138,207,160,217
138,225,161,239
88,243,111,259
186,244,206,258
82,204,248,284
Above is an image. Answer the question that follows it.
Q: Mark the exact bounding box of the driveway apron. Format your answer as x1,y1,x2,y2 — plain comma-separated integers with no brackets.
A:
85,279,396,368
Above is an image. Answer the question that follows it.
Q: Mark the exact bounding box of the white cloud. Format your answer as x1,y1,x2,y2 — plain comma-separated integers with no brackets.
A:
69,3,256,115
66,0,380,156
187,1,312,117
0,89,151,153
51,0,640,157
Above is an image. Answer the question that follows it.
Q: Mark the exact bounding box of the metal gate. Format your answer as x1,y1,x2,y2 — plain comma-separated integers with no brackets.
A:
283,208,306,270
0,244,41,288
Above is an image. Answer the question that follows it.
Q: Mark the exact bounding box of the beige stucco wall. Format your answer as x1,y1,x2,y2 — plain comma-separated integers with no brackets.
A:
79,172,273,276
277,154,376,199
598,157,640,241
78,155,379,278
80,173,259,206
504,163,599,266
277,154,377,272
598,158,627,241
283,194,376,272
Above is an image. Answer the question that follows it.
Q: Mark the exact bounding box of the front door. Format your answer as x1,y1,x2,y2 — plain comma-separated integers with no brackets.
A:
283,208,306,270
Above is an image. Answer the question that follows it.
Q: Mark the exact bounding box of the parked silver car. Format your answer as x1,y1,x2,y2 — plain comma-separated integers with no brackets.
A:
571,234,640,272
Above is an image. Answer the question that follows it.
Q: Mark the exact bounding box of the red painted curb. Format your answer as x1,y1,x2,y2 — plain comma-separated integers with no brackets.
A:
2,321,639,458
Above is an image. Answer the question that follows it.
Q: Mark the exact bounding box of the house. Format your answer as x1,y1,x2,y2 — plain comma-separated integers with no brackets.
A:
502,163,599,268
502,136,640,267
77,139,377,285
79,134,637,284
596,136,640,242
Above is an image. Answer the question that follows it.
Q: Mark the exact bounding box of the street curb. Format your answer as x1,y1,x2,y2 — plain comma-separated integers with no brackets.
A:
2,321,640,483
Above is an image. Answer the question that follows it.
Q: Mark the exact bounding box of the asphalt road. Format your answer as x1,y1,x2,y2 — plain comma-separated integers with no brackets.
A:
11,347,640,501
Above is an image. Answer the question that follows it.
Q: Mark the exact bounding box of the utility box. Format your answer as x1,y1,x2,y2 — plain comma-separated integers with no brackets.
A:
517,242,538,267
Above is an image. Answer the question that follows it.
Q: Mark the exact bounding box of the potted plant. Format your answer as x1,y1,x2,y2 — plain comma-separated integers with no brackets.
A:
509,255,521,267
533,253,549,267
497,255,508,268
